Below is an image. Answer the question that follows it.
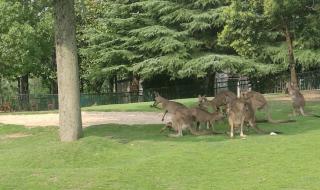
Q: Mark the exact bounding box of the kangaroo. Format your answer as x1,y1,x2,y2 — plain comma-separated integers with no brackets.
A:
225,98,247,138
198,90,237,112
241,90,295,123
0,102,12,112
189,107,225,131
162,108,215,137
160,107,225,133
285,82,320,117
226,97,272,136
151,92,187,121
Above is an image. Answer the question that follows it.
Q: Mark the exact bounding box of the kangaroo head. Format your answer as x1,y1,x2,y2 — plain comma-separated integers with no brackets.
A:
198,95,209,108
285,81,297,95
198,95,219,112
198,95,207,103
154,91,160,97
152,92,167,107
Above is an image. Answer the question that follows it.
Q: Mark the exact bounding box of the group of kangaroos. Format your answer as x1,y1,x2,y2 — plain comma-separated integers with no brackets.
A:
151,82,319,138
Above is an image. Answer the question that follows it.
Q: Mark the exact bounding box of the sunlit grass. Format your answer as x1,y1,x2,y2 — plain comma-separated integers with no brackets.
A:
1,101,320,189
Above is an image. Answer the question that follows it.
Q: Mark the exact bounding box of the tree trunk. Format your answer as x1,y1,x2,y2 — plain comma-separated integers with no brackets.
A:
50,47,58,94
114,75,117,93
284,23,298,88
207,72,215,96
109,77,114,93
54,0,82,142
19,74,29,110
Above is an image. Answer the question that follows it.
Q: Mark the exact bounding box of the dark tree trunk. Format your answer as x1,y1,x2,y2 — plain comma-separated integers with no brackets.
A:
54,0,82,142
19,74,29,95
109,77,114,93
283,22,298,88
18,74,29,110
114,75,117,93
207,72,216,96
50,80,58,94
50,47,58,94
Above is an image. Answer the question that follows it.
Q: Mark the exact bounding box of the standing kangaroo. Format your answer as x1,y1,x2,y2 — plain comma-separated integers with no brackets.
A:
151,92,187,121
226,98,247,138
198,90,237,112
285,82,320,117
241,90,295,123
226,97,271,136
286,82,306,116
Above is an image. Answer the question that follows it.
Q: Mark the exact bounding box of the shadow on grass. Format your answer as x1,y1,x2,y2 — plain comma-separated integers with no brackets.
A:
83,123,231,143
83,114,320,143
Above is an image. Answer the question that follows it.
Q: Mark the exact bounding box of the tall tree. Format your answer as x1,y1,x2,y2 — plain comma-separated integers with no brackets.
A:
78,0,280,93
54,0,82,142
0,0,55,109
219,0,320,87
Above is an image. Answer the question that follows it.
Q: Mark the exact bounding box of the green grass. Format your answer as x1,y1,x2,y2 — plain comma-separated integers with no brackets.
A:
0,98,197,114
1,102,320,189
0,110,58,115
82,98,199,112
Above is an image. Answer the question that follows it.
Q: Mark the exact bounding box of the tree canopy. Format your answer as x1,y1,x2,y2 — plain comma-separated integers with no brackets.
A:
0,0,54,80
218,0,320,86
0,0,320,94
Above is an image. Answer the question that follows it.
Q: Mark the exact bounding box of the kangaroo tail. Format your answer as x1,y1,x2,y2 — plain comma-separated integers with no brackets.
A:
267,113,296,124
304,113,320,118
189,127,215,136
252,125,283,135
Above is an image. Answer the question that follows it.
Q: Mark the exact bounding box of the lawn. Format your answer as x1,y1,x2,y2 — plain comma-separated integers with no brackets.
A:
81,93,303,113
82,98,199,112
1,101,320,189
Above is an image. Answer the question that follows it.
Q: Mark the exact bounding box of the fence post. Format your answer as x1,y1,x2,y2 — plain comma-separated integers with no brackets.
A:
237,80,241,98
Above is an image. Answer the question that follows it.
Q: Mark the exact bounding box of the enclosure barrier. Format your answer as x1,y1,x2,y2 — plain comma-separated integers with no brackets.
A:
0,71,319,112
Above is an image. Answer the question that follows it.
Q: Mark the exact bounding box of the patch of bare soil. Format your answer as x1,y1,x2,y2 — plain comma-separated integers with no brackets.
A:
1,133,32,139
0,112,171,128
0,90,319,128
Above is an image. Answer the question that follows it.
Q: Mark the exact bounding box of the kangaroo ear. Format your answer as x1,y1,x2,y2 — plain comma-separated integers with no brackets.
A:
198,94,202,98
154,91,159,97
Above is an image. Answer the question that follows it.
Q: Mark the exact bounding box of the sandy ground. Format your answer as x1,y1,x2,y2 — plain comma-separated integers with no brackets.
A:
0,90,319,128
0,111,171,128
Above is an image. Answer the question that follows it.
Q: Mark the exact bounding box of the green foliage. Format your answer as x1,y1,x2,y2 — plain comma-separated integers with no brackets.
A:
0,77,16,101
219,0,320,70
0,0,54,82
260,44,320,70
79,0,238,83
218,0,267,57
179,53,283,78
1,0,320,93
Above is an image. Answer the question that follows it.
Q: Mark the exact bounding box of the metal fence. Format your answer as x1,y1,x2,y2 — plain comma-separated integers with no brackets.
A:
0,92,145,112
1,70,320,112
253,70,320,93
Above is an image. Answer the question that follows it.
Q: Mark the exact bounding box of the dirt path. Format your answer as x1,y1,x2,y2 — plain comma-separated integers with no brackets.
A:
1,90,319,128
0,112,171,127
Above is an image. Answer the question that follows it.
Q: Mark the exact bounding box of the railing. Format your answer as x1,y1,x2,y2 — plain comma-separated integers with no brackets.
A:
1,70,320,112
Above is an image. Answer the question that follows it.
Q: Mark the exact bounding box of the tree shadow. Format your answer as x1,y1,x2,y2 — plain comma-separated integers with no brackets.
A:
83,123,231,143
83,115,320,144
